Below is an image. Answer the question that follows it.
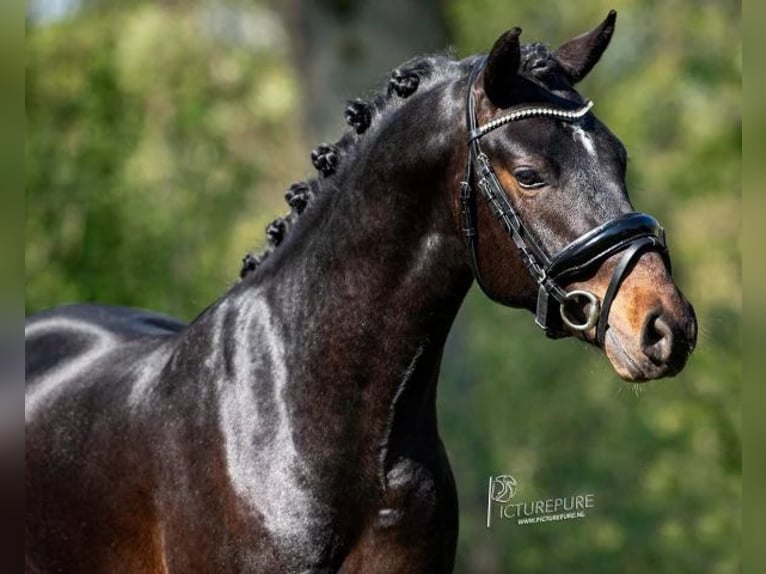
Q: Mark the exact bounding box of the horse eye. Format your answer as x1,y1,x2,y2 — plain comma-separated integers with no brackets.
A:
513,168,546,189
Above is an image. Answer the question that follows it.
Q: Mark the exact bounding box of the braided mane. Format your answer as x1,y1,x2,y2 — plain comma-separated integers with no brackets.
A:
238,42,566,279
239,52,465,279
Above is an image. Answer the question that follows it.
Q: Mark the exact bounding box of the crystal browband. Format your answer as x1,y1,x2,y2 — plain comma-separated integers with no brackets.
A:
468,100,594,142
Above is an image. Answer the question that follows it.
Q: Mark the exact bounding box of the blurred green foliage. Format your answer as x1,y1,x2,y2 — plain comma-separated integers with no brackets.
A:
441,2,740,572
26,1,740,572
26,3,304,316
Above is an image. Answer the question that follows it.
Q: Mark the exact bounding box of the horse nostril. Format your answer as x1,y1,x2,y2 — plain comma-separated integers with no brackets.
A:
685,306,698,351
641,311,674,364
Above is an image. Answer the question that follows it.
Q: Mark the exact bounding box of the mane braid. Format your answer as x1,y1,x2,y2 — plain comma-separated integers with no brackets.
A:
238,51,467,280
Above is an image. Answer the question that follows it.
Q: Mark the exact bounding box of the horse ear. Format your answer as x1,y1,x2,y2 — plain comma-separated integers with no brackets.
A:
555,10,617,84
483,27,522,106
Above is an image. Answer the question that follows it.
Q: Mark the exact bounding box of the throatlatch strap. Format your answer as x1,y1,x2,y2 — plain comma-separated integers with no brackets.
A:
460,56,670,342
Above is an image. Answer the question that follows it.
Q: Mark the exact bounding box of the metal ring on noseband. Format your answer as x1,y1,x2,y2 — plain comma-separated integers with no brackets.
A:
459,56,671,341
560,290,601,332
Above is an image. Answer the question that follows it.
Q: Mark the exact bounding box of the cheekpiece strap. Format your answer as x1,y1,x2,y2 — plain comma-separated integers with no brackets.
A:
459,57,670,342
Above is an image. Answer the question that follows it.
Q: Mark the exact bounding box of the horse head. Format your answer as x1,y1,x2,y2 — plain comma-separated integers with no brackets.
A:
457,12,697,381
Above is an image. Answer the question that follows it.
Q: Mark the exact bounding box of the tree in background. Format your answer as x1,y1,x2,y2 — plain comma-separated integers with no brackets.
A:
441,2,740,572
26,2,304,318
280,0,446,141
26,1,740,572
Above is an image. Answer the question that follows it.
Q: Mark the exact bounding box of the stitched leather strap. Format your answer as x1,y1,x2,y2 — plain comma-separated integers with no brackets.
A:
459,57,671,342
596,236,657,346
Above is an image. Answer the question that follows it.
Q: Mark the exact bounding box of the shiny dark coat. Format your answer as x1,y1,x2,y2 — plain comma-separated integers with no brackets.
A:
26,13,697,573
26,60,472,572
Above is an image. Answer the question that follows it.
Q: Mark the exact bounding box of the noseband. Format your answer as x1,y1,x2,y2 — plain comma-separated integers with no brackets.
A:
460,58,670,344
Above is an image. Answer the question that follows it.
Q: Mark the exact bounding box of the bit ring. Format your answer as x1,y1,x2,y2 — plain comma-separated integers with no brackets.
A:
560,290,601,332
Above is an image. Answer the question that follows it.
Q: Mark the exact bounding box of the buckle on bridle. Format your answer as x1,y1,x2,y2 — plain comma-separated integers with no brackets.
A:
459,181,475,238
559,290,601,332
460,58,668,342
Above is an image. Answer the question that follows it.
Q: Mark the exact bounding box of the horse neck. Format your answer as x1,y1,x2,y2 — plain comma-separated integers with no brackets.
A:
196,80,473,476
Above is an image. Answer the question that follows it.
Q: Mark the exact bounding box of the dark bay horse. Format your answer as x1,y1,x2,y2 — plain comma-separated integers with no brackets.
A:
26,12,697,573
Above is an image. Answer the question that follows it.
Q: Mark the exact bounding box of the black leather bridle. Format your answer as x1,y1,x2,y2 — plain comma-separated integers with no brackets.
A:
460,58,670,344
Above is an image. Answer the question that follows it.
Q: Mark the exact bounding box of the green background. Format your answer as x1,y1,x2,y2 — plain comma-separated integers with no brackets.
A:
26,0,740,571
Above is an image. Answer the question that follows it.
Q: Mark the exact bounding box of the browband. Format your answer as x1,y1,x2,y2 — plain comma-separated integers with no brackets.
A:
460,57,670,344
469,100,593,142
